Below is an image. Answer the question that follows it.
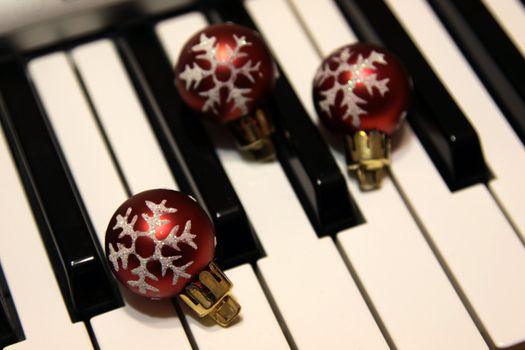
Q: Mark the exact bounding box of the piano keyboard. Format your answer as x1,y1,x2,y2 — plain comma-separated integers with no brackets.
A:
0,0,524,349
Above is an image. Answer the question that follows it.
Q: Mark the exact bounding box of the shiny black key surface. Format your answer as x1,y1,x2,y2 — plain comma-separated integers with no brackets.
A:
428,0,525,145
335,0,491,191
0,59,122,322
117,25,263,268
202,0,363,236
0,264,23,348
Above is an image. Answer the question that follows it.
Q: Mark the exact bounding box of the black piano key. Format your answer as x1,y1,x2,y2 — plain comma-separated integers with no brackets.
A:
335,0,491,191
202,0,363,236
116,25,264,268
0,263,23,348
269,77,363,235
0,59,123,322
428,0,525,145
449,0,525,102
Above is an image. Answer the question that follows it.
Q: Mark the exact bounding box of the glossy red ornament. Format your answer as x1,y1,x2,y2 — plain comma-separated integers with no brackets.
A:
175,23,277,123
313,43,410,135
105,189,215,299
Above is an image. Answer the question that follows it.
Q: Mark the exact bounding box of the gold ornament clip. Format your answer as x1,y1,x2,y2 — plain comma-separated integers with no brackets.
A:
228,109,275,161
179,262,241,327
345,130,391,191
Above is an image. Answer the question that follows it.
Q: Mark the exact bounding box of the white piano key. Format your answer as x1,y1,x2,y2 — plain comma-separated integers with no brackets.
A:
71,40,177,194
341,181,487,350
183,264,289,350
251,0,488,349
156,12,208,70
71,37,286,349
90,290,189,350
384,0,525,242
284,0,525,348
380,3,525,346
209,136,387,350
286,0,358,54
257,237,389,350
28,53,192,350
393,134,525,350
0,127,92,349
481,0,525,57
28,53,126,244
156,12,388,349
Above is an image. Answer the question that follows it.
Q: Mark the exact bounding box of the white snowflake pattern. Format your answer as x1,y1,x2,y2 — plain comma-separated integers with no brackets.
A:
178,33,262,115
314,49,390,128
108,200,197,294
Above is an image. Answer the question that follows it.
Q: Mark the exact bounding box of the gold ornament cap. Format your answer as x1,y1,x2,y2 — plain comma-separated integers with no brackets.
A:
228,109,275,161
179,262,241,326
345,130,391,191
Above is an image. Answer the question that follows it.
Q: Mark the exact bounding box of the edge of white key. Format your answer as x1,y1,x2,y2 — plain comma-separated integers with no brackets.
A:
0,126,91,349
71,40,177,194
28,53,126,243
28,52,192,350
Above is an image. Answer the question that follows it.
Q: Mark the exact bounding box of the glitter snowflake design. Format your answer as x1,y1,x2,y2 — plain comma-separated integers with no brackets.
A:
314,49,390,128
178,33,262,115
108,200,197,294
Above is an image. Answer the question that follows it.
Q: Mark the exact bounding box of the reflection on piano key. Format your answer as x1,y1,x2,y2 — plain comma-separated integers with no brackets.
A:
427,0,525,146
0,120,92,349
89,293,191,350
28,52,193,350
0,59,121,322
72,37,288,349
157,12,389,349
120,23,263,268
250,0,488,348
183,264,290,350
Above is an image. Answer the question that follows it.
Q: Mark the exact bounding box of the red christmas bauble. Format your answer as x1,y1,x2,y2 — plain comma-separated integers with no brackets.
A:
313,43,411,135
105,189,215,299
175,23,276,123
